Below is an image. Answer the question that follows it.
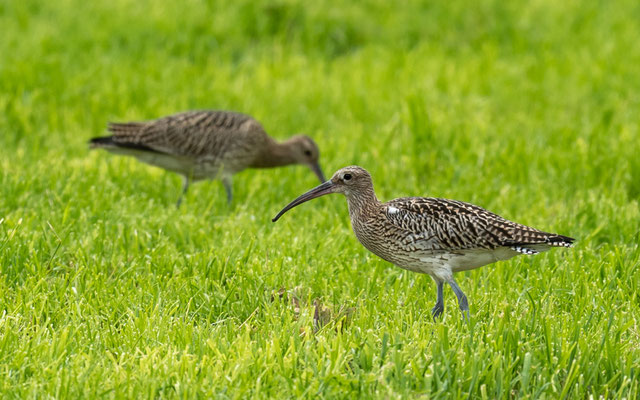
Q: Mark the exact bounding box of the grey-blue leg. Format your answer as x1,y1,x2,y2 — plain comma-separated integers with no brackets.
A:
222,177,233,204
176,176,190,208
447,279,469,317
431,280,445,320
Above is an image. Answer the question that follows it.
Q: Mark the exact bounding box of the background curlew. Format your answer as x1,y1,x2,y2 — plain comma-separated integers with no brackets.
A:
273,166,574,319
90,110,325,206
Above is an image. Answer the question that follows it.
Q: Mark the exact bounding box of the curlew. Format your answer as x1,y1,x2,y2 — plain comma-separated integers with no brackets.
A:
272,166,574,319
89,110,325,206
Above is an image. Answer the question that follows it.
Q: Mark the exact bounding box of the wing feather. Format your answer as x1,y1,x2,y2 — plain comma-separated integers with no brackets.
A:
383,197,574,251
106,110,267,157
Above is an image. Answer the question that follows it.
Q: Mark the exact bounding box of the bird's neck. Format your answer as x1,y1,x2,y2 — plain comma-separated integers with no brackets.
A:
346,187,381,221
251,138,297,168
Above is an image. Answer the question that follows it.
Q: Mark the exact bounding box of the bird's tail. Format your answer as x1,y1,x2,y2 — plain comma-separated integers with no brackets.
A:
509,233,574,255
88,136,157,153
546,234,575,248
88,136,116,149
107,122,145,134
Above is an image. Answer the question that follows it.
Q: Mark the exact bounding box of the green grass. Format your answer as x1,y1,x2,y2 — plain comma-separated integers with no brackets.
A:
1,0,640,397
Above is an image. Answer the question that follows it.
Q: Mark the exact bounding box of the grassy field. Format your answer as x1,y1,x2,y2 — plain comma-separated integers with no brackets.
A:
1,0,640,397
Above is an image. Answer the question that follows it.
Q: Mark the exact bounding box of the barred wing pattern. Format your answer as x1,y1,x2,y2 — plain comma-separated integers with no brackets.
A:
383,197,574,252
107,110,268,158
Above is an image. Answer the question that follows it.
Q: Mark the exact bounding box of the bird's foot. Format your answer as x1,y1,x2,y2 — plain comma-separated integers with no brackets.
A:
431,303,444,321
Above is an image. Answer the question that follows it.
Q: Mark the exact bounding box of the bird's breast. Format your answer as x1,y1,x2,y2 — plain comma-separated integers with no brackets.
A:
351,215,427,270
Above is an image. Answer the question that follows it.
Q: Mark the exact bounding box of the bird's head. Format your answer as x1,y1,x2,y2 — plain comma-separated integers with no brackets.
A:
272,165,373,222
327,166,373,196
287,135,325,182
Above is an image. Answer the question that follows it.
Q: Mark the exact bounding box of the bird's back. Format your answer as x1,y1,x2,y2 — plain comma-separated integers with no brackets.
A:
91,110,272,178
352,196,573,273
106,110,269,158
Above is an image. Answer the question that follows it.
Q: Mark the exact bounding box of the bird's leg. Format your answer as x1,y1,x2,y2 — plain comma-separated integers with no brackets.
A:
447,278,469,319
431,280,445,320
222,176,233,204
176,176,190,208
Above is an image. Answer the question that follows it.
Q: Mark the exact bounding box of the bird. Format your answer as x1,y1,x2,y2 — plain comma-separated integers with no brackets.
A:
272,166,574,319
89,110,326,207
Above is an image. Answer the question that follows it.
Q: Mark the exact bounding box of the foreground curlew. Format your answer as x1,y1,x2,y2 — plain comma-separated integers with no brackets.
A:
90,110,325,206
272,166,574,319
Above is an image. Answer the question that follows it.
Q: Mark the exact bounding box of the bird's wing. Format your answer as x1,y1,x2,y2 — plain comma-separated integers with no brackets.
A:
383,197,573,252
106,110,267,157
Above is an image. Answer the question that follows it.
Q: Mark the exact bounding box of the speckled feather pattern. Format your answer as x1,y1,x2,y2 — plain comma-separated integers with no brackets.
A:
338,167,574,279
104,110,272,179
381,197,572,251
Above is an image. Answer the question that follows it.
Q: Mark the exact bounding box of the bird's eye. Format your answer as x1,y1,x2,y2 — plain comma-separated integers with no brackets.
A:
304,150,312,157
343,173,352,181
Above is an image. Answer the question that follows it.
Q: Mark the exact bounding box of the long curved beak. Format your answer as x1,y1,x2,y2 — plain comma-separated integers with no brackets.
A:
272,180,335,222
309,162,326,183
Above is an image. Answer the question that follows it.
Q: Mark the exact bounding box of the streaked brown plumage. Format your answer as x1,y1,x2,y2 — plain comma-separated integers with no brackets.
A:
89,110,325,206
273,166,574,319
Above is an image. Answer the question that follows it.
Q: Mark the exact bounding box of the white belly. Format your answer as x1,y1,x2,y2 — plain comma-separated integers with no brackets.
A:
106,148,244,181
403,247,519,281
